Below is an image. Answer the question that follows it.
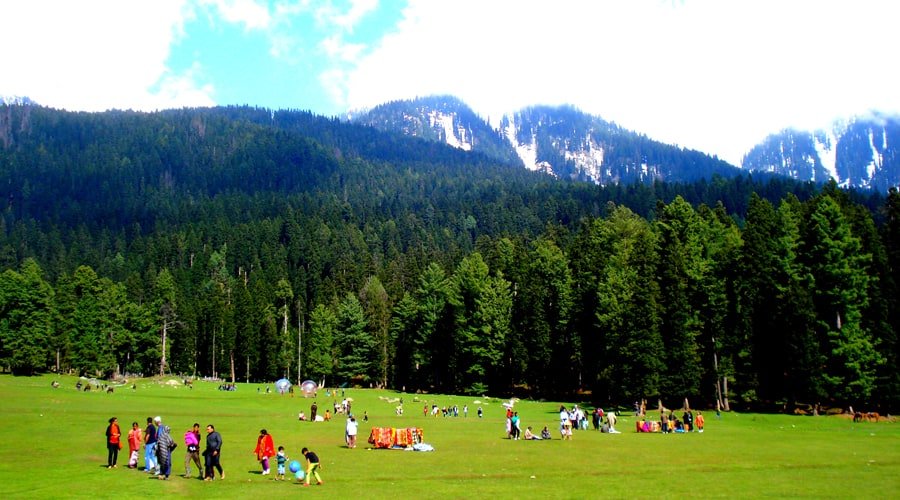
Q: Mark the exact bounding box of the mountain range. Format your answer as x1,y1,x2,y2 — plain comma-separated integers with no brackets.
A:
5,93,898,190
741,113,900,191
351,96,740,185
351,96,900,190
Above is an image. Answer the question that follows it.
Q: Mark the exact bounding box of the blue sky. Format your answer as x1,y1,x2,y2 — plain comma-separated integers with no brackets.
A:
2,0,899,165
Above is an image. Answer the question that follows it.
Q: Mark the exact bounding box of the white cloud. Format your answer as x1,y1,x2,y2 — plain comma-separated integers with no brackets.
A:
315,0,378,31
200,0,272,30
341,0,900,164
0,0,213,112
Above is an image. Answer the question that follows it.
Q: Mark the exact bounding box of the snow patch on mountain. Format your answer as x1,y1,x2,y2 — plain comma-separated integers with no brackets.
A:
866,128,885,182
562,133,604,183
813,130,838,183
503,116,542,173
428,110,472,151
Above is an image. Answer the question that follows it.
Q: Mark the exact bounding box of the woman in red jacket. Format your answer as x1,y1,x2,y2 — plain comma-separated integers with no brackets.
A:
254,429,275,476
105,417,122,468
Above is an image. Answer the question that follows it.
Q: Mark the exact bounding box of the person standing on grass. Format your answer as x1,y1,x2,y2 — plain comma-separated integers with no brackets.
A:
127,422,142,468
301,447,323,486
155,423,175,480
105,417,121,468
695,411,705,432
204,424,224,481
510,412,521,440
254,429,275,475
276,446,288,480
311,401,318,421
144,417,158,474
345,416,358,448
184,423,203,478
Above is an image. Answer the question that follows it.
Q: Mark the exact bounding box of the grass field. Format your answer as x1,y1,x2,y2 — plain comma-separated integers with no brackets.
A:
1,374,898,499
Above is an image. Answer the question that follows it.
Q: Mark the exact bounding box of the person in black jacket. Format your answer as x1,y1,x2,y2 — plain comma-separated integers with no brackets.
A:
203,424,224,481
301,447,323,486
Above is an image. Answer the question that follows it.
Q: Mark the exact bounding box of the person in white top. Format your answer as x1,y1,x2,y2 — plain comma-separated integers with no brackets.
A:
345,416,359,448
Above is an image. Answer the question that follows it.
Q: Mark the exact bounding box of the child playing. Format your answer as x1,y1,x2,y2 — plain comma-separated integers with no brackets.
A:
276,446,287,480
301,447,323,486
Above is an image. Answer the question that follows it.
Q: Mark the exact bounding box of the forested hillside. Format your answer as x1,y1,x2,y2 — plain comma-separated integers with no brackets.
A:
0,104,897,411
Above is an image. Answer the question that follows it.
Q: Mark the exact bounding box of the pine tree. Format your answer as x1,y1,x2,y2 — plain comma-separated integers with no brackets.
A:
804,195,882,402
0,259,54,374
593,206,664,403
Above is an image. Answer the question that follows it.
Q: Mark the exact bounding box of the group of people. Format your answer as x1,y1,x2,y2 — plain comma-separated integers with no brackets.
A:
105,417,324,486
104,416,223,481
655,410,704,433
253,429,324,486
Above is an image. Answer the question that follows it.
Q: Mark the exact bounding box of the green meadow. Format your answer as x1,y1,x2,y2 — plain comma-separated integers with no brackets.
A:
1,374,898,499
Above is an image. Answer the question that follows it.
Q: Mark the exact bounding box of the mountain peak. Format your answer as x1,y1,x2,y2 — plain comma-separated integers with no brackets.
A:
742,114,900,190
351,95,740,185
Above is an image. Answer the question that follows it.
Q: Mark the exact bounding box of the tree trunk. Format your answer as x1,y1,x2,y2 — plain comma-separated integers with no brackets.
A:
159,318,168,377
230,351,235,384
211,327,216,379
297,318,302,386
723,376,731,411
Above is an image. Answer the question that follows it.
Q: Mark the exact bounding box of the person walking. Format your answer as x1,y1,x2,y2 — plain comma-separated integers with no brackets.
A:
204,424,224,481
155,422,176,480
346,416,358,448
184,423,203,478
144,417,158,474
301,447,323,486
105,417,121,468
254,429,275,475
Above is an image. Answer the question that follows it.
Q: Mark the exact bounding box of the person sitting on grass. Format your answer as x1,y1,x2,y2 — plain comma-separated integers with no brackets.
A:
540,426,552,440
523,426,542,440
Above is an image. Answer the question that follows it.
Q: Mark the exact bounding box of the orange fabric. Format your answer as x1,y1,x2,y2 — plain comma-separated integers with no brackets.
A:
254,434,275,459
108,423,121,444
128,428,142,452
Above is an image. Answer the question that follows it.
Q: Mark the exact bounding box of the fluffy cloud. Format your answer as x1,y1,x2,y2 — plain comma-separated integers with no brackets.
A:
0,0,215,111
341,0,900,164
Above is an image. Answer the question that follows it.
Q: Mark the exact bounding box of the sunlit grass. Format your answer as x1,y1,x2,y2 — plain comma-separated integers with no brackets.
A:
1,374,897,498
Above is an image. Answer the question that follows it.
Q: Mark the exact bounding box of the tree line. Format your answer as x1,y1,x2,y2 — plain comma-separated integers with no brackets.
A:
1,188,897,410
0,104,897,411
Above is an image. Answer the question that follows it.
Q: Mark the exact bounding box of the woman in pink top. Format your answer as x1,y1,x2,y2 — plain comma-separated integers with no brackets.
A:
184,423,203,478
127,422,142,468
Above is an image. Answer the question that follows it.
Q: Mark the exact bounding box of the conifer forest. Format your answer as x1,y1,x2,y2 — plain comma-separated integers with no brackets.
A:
1,104,898,411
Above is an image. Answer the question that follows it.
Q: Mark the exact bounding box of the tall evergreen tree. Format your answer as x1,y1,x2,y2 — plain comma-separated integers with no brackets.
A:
518,238,574,395
592,206,664,403
655,197,705,399
449,253,511,394
360,276,391,387
306,303,336,382
0,259,54,374
804,195,881,402
334,292,372,383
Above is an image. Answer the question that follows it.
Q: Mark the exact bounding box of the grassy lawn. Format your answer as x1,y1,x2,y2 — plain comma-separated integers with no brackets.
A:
1,374,898,498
